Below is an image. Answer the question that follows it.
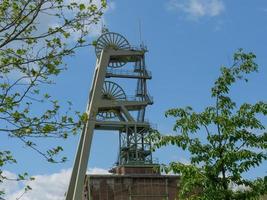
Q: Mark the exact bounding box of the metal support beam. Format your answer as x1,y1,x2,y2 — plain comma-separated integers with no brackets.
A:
65,49,110,200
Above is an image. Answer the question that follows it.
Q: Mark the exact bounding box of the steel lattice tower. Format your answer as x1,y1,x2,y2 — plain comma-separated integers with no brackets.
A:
65,31,156,200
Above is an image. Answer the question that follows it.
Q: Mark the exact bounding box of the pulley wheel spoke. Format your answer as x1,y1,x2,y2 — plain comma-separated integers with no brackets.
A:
98,81,126,119
95,32,130,68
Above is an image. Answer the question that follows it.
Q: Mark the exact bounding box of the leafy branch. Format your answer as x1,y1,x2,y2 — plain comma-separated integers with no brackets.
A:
153,49,267,200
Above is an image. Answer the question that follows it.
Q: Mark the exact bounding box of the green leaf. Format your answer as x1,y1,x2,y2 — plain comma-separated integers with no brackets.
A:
79,3,85,10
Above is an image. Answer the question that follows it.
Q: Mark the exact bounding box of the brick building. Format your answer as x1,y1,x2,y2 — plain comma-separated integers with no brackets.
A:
84,165,180,200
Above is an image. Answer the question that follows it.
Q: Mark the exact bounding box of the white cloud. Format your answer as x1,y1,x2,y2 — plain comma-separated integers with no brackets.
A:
65,0,116,37
28,0,115,44
167,0,225,20
1,168,109,200
0,171,20,197
230,182,250,192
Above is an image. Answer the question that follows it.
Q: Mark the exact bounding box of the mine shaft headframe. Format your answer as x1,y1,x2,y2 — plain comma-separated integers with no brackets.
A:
95,32,131,68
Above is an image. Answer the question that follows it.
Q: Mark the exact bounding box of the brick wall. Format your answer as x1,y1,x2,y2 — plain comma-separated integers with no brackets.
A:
84,174,180,200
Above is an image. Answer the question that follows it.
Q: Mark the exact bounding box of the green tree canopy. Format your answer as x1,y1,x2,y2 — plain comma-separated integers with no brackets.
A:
0,0,106,197
153,49,267,200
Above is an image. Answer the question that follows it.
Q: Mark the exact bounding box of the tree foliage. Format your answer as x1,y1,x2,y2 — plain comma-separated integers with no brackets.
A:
153,50,267,200
0,0,106,197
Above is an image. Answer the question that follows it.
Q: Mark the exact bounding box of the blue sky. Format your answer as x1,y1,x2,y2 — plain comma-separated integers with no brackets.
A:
2,0,267,198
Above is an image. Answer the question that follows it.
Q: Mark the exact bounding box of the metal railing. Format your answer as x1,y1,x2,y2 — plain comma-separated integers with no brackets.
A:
106,68,152,78
129,45,148,52
125,95,153,103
